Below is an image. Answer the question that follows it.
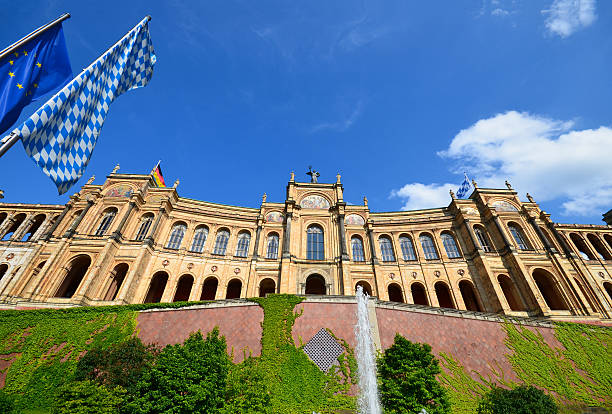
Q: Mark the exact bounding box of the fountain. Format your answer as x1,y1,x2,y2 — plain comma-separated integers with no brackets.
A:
354,285,383,414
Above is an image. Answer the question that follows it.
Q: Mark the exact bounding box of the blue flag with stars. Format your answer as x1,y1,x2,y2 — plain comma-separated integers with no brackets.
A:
456,173,472,199
6,17,155,195
0,23,72,135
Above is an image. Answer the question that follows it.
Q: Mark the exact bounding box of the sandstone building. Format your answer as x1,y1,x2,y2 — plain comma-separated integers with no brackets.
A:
0,167,611,322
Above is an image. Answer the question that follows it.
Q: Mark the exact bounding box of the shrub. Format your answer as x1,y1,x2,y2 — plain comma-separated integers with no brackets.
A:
0,389,15,413
477,385,558,414
378,334,450,414
51,380,126,414
221,356,272,413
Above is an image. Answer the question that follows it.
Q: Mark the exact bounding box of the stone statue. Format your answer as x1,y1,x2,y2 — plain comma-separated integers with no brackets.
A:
336,173,341,184
111,164,120,174
526,193,534,203
505,180,512,190
86,175,95,185
449,189,456,199
363,196,368,207
290,171,295,181
471,179,478,189
262,193,267,203
306,166,320,183
173,179,179,188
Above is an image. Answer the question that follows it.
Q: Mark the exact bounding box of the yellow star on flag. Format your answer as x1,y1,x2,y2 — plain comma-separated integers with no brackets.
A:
36,62,41,68
23,50,28,56
8,72,14,77
13,52,18,57
17,83,23,89
9,60,13,65
33,83,38,88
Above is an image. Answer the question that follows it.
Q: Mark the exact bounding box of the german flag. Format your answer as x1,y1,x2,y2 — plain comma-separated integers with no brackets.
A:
152,162,165,187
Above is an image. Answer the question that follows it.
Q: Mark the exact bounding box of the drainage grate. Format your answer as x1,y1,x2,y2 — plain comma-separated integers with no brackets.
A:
303,328,344,372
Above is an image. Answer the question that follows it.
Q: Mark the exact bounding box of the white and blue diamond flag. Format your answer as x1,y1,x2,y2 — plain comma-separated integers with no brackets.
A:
7,17,156,195
456,173,472,199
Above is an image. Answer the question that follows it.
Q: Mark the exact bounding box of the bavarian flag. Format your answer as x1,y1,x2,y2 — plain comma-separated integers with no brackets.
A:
0,20,72,135
152,162,165,187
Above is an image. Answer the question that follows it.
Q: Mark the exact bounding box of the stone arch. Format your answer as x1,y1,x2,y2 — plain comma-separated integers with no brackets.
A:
497,274,523,311
21,214,46,241
2,213,26,240
0,212,6,227
305,274,326,295
259,278,276,297
603,282,612,302
434,281,455,309
55,255,92,298
103,263,129,301
200,276,218,300
144,271,169,303
95,207,118,236
532,268,569,311
355,280,372,296
458,280,482,312
573,277,596,313
387,283,404,303
411,282,428,306
0,263,8,281
173,274,194,302
586,234,612,260
226,278,242,299
569,233,595,260
605,234,612,251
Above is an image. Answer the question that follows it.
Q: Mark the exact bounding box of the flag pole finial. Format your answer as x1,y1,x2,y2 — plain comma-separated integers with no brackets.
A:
449,189,456,200
471,179,478,189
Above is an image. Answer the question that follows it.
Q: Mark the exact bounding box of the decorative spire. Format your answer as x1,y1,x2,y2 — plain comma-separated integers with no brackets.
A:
336,172,341,184
449,188,456,200
290,171,295,182
363,196,368,207
262,193,267,203
86,175,95,185
471,179,478,189
111,163,120,174
173,179,179,188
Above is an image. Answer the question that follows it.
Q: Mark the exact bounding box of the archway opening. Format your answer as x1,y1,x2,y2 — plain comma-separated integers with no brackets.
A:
603,282,612,302
574,277,596,313
2,213,26,241
200,277,218,300
173,274,194,302
570,233,595,260
387,283,404,303
434,282,455,309
305,274,326,295
104,263,128,301
498,274,523,311
356,281,372,296
459,280,482,312
22,214,46,241
144,271,168,303
0,264,8,281
226,279,242,299
55,255,92,298
411,283,428,306
533,269,568,310
259,278,276,297
587,234,612,260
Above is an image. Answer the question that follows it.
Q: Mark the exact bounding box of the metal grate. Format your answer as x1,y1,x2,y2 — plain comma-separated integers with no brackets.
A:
303,328,344,372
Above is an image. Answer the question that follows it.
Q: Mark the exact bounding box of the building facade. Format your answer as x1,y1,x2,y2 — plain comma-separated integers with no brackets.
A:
1,168,612,321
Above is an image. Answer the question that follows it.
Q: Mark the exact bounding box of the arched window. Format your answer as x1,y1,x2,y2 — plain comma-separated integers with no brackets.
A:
498,274,523,311
213,229,230,255
419,234,439,260
305,274,326,295
200,277,218,300
356,281,372,296
508,223,530,250
259,278,276,297
103,263,128,301
605,234,612,251
351,236,365,262
226,279,242,299
474,226,492,252
166,223,187,249
388,283,404,303
190,226,209,253
306,225,324,260
434,281,455,309
603,282,612,302
235,231,251,257
459,280,482,312
135,214,154,241
2,213,26,240
21,214,46,241
144,271,168,303
55,255,91,298
441,233,461,258
411,282,428,306
379,236,395,262
95,208,117,236
173,274,194,302
532,269,569,310
399,235,417,261
266,233,279,259
569,233,595,260
586,234,611,260
0,264,8,281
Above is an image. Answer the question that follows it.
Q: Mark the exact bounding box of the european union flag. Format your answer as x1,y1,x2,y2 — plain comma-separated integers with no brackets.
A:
0,23,72,135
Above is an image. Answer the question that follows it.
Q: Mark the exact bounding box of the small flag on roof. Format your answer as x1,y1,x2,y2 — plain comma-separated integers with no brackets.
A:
455,173,472,199
152,161,165,187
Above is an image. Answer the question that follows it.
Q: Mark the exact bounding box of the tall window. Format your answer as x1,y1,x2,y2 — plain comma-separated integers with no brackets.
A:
474,226,491,252
95,209,117,236
508,223,530,250
351,236,365,262
135,214,153,241
266,233,279,259
399,236,417,261
379,236,396,262
441,233,461,258
235,231,251,257
166,223,187,249
189,226,209,252
213,229,230,255
307,225,324,260
420,234,439,260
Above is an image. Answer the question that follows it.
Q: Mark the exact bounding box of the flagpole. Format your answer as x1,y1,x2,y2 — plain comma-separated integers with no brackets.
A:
0,132,18,158
0,13,71,61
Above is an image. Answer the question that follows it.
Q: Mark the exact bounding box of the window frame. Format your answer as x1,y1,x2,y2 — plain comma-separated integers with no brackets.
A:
166,223,187,250
399,236,417,261
235,231,251,257
212,229,230,256
95,209,117,236
419,234,439,260
266,233,279,259
441,232,462,259
306,225,325,261
379,236,396,262
351,236,365,262
189,226,209,253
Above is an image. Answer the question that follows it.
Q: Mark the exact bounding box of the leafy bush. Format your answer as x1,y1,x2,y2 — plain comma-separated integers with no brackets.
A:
125,328,231,414
378,334,450,414
477,385,558,414
0,389,15,413
51,380,126,414
221,356,272,413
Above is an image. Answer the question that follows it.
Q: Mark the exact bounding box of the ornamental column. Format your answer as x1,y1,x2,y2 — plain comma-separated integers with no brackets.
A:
282,212,292,259
111,201,136,241
43,203,72,240
64,199,94,238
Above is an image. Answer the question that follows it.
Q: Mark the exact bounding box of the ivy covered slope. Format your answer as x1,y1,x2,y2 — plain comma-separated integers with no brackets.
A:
0,301,206,411
438,321,612,414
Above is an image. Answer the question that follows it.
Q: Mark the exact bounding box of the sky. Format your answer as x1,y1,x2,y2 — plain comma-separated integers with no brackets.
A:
1,0,611,225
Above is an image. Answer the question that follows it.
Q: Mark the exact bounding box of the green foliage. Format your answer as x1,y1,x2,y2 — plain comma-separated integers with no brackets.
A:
477,385,558,414
0,389,16,413
126,328,231,414
377,334,450,414
51,380,126,414
221,357,272,414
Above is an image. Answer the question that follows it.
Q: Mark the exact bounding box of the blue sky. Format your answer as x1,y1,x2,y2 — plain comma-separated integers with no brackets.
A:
1,0,611,225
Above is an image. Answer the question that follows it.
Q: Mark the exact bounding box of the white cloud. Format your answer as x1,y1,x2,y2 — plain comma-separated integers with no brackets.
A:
310,99,364,133
491,8,510,17
543,0,597,38
391,111,612,216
